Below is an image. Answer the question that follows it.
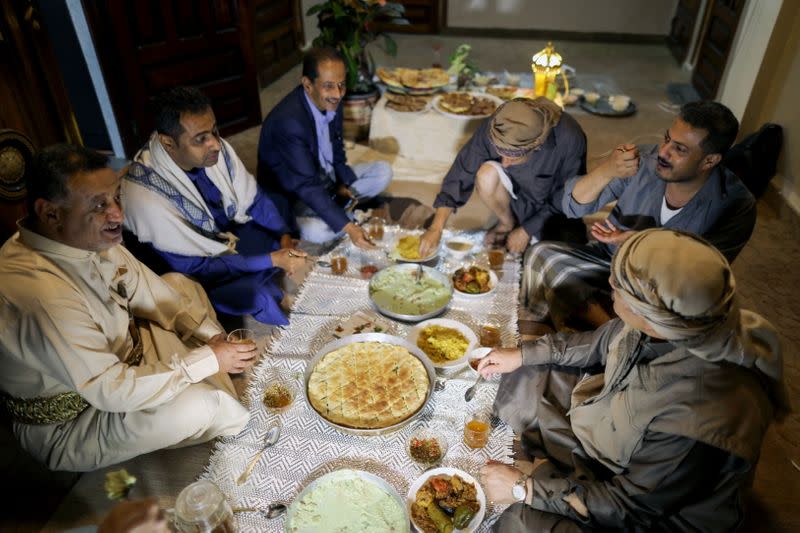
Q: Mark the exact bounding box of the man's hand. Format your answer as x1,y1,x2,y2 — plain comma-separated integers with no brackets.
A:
598,144,640,180
208,333,257,374
590,219,636,246
270,248,308,275
506,226,530,254
477,347,523,378
335,183,355,199
480,462,524,505
419,227,443,258
98,498,169,533
279,233,299,249
344,222,375,249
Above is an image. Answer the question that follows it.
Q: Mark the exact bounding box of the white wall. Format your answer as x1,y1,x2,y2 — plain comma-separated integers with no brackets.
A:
302,0,321,47
446,0,679,35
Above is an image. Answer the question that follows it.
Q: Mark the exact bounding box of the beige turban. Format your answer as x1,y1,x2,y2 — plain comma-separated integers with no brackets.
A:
489,97,562,157
610,230,788,417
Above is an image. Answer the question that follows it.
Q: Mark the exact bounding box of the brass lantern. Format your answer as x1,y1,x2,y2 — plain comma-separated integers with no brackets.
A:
532,42,563,100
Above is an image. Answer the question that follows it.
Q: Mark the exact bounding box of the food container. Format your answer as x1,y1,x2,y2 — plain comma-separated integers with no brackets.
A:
407,427,448,468
369,264,453,323
444,237,475,259
407,318,479,370
303,333,437,436
285,469,410,533
407,467,486,533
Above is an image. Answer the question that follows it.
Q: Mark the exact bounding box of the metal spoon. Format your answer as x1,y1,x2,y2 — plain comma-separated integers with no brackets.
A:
233,503,288,519
464,373,484,402
237,422,282,485
415,263,423,284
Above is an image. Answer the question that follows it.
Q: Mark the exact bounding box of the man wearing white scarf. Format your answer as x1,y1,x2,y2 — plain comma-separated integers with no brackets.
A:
476,229,787,531
123,87,306,325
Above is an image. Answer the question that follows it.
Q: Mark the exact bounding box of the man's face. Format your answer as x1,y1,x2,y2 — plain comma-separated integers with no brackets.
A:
655,118,713,183
54,167,124,252
303,59,347,113
163,109,221,170
609,276,660,337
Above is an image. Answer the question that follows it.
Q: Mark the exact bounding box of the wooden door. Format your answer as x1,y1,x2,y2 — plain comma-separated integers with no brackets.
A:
691,0,745,99
667,0,703,64
0,0,80,241
253,0,304,88
385,0,444,34
83,0,263,156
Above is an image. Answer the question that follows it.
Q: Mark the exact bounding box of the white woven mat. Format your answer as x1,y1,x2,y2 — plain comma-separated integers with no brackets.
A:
202,229,519,532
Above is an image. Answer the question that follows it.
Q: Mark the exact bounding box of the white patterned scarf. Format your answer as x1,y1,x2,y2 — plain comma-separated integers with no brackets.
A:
123,132,258,256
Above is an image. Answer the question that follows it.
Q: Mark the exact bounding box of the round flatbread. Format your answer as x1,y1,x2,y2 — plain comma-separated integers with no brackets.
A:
439,92,474,114
308,342,430,429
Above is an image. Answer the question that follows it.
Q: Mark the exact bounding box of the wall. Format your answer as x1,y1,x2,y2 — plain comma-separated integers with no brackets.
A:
302,0,320,47
446,0,678,35
739,0,800,212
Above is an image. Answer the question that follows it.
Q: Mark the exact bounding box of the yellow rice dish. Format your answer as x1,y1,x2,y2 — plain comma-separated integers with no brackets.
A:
416,325,469,363
396,236,422,260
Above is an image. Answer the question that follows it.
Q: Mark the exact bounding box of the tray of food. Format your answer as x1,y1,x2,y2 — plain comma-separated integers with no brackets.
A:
384,93,432,114
303,333,437,435
408,467,486,533
452,266,497,297
432,92,503,119
377,67,450,96
407,318,478,370
579,93,636,117
285,469,410,533
485,84,520,101
369,264,453,322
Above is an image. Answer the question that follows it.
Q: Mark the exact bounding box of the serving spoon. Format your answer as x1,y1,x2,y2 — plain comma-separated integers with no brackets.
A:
464,373,484,402
237,422,282,485
233,503,287,519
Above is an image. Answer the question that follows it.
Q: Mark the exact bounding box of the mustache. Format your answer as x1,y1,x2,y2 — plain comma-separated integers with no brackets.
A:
657,157,672,169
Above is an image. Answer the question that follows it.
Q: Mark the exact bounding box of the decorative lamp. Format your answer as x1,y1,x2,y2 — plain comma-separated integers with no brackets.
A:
532,42,565,100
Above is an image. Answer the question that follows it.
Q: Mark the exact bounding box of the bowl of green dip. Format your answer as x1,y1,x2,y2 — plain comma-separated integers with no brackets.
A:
368,264,453,322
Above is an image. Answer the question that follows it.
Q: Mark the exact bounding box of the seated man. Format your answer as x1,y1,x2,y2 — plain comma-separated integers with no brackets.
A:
123,87,306,326
479,229,786,532
419,97,587,257
258,47,392,249
523,100,756,331
0,145,255,471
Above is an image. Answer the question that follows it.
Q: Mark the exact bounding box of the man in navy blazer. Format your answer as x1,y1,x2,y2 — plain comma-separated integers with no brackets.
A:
257,47,392,248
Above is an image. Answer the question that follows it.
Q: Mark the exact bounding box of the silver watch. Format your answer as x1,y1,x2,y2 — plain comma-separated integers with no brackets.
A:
512,474,528,502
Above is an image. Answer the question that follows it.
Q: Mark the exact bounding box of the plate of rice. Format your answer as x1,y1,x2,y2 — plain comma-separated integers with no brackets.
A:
408,318,478,369
389,234,438,263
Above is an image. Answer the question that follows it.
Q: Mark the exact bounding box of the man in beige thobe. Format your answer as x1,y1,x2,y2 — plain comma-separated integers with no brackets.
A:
0,144,256,471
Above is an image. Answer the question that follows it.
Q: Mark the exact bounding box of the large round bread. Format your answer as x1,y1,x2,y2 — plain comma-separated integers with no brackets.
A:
307,341,430,429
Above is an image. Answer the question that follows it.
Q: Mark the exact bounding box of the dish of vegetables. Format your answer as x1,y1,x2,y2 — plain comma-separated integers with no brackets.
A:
407,468,485,532
451,266,497,297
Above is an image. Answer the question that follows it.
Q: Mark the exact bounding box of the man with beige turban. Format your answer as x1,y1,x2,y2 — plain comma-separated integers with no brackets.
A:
475,229,787,531
419,97,587,256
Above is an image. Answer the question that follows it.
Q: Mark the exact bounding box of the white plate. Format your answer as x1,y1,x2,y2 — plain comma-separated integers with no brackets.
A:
432,92,504,120
452,268,498,298
407,467,486,533
388,234,439,263
443,238,475,260
408,318,479,370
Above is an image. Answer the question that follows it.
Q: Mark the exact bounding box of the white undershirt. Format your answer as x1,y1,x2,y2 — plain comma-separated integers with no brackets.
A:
660,195,683,224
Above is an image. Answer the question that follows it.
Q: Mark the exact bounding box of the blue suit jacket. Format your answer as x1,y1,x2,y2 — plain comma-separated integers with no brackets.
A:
257,86,356,232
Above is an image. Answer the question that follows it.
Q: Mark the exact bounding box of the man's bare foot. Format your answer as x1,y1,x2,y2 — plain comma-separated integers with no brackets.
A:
484,222,514,247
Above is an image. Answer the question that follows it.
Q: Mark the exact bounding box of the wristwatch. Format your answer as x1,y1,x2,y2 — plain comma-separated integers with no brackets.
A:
512,473,528,502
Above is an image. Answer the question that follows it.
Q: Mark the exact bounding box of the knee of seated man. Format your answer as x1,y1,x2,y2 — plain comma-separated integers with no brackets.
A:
170,383,247,437
475,163,500,191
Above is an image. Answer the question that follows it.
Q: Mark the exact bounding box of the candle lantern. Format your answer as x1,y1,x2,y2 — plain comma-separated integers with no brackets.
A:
532,42,566,100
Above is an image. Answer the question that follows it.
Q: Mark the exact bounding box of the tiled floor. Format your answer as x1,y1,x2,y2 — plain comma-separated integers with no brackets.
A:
4,34,798,532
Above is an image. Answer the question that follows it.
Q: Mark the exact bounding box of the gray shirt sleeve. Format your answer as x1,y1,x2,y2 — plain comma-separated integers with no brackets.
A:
522,320,624,367
530,432,731,529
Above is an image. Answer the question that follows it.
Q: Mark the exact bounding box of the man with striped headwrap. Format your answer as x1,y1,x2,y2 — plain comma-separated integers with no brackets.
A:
476,229,787,531
419,97,587,256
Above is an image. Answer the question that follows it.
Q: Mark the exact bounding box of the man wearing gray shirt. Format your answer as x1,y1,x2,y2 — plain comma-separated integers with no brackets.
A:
522,101,756,331
419,98,587,256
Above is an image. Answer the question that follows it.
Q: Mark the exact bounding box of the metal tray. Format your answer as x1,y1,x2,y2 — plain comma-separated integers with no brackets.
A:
285,469,410,532
302,333,437,436
368,263,453,323
580,98,637,117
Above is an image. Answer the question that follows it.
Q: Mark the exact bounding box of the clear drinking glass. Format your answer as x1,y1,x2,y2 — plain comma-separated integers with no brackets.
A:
173,480,236,533
463,411,491,449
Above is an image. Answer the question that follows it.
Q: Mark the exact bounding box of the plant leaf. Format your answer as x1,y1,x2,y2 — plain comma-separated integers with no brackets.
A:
306,3,324,16
383,34,397,56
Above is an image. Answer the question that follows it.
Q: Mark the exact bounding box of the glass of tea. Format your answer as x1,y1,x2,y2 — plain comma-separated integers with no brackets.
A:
488,248,505,270
227,328,255,344
463,411,491,449
367,217,385,241
479,324,501,347
330,253,348,275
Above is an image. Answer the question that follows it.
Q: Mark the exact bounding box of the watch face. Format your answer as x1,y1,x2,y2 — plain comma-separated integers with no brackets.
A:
512,482,526,501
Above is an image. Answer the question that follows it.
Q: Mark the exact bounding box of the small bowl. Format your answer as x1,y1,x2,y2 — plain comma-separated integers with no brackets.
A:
466,347,493,376
444,238,474,259
262,374,297,414
584,91,601,105
407,428,448,467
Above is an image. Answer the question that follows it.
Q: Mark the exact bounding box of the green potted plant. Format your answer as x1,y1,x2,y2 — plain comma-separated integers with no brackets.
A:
307,0,408,140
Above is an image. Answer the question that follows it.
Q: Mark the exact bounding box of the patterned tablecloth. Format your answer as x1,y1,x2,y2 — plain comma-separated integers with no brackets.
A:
202,228,520,532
